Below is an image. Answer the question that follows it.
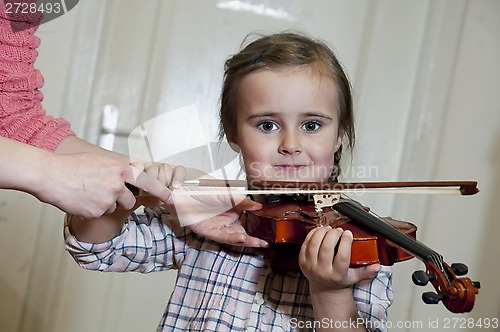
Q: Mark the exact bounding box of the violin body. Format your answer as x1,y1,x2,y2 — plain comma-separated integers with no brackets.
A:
245,195,479,313
245,200,416,269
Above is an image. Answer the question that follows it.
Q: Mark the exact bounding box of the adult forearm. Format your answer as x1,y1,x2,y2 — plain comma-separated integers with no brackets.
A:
54,136,129,163
1,135,140,218
0,136,50,193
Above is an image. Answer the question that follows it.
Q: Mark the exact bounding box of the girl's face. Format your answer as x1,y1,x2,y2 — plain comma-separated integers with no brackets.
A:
231,66,342,183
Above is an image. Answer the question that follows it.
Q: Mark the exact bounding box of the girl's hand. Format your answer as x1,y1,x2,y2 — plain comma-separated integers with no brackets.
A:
137,162,267,247
298,227,381,293
189,204,268,248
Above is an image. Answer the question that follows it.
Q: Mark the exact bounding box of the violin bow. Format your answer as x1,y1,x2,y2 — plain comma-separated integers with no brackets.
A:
172,180,479,196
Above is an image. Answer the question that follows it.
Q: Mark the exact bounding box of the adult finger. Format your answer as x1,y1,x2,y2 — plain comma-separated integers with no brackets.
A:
115,184,137,210
128,167,172,203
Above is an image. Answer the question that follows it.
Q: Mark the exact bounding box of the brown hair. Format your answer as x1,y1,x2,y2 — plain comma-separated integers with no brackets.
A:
218,31,354,181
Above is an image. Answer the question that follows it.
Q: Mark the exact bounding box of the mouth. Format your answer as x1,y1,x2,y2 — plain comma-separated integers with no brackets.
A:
274,165,308,171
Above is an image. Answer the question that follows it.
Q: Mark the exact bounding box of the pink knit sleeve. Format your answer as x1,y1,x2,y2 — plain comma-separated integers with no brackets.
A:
0,0,75,151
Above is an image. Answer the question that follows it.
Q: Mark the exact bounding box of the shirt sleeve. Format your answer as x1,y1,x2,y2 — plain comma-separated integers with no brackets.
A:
0,0,74,151
353,266,393,332
64,208,192,273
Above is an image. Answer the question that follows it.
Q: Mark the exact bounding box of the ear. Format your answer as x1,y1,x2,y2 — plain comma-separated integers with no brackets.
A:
224,128,241,152
228,141,241,153
334,134,342,152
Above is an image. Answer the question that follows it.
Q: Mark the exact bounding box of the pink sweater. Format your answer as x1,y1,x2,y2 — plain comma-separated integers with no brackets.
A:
0,0,74,151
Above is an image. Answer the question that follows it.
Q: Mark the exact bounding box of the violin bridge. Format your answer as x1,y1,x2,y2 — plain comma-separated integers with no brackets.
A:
313,194,341,226
313,194,341,210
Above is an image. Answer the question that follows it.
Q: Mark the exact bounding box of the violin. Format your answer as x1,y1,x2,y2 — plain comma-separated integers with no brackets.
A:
245,197,416,269
128,179,481,313
240,180,481,314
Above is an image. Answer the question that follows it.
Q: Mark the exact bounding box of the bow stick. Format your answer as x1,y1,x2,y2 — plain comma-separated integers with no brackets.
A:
129,180,478,197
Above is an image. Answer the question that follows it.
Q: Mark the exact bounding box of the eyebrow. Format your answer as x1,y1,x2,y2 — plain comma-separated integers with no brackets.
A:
247,112,333,120
303,112,334,120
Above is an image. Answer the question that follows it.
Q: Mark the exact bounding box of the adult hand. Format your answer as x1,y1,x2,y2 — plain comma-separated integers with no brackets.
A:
33,152,171,219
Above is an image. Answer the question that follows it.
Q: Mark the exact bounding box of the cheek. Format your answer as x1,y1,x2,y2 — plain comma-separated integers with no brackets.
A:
236,127,272,166
240,145,268,171
308,144,337,175
238,139,275,180
309,140,336,162
241,149,261,166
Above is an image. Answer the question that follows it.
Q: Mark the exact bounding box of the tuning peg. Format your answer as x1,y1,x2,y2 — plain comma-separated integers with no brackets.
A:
451,263,468,276
412,270,436,286
422,292,444,304
473,281,481,289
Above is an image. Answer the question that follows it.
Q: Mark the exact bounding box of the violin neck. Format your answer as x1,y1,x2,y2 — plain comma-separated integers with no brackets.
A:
333,201,439,262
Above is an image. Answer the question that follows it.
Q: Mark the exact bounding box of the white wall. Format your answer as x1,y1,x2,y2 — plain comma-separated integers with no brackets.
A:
1,0,498,331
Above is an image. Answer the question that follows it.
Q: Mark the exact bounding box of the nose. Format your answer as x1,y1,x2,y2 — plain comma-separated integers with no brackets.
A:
278,130,302,155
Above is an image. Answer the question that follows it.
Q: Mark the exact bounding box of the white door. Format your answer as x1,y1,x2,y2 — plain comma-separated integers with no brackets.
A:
1,1,498,331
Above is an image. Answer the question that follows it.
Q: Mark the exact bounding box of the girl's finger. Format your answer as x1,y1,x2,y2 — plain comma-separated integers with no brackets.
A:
332,229,354,272
170,165,187,189
316,227,344,268
129,161,151,176
300,227,328,266
156,163,173,186
128,167,172,203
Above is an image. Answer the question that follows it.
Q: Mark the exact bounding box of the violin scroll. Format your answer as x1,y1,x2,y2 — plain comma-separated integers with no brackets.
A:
412,261,480,313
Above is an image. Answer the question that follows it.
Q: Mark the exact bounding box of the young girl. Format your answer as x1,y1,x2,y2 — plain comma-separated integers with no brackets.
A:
65,32,392,331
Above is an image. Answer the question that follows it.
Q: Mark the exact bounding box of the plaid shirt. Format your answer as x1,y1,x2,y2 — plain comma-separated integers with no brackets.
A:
65,207,393,331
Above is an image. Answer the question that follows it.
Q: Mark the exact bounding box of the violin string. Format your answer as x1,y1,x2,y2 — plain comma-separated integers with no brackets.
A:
429,253,449,284
356,213,451,286
338,194,440,261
